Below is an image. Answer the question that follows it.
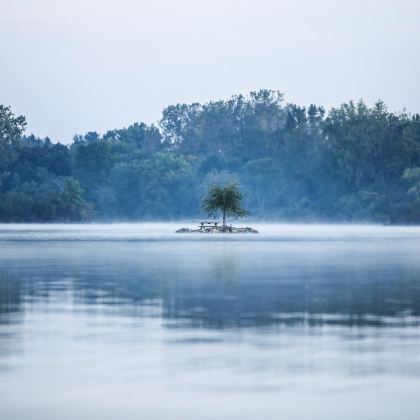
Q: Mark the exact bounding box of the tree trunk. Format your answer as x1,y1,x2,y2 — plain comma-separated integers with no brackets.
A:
223,208,226,226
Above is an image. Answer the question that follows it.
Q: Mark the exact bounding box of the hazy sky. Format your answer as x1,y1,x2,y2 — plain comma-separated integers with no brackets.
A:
1,0,420,142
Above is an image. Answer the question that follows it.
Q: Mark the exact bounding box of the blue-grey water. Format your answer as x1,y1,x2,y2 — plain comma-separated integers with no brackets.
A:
0,223,420,420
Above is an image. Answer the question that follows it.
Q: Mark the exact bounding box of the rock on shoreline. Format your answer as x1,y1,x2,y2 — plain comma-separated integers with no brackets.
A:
175,225,258,233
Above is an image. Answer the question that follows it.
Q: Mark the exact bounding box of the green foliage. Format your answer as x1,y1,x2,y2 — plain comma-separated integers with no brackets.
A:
0,105,26,187
1,91,420,223
0,105,26,154
403,167,420,200
58,178,91,221
202,184,248,225
0,177,90,222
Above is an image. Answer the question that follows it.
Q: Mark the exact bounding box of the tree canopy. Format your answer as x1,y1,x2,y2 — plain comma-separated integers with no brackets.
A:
1,90,420,223
202,184,248,226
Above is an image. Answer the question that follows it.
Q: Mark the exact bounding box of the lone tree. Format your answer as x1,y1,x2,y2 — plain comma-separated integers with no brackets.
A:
202,184,248,226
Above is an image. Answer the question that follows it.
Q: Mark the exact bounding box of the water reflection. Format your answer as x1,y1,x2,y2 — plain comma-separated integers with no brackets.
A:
1,225,420,420
1,240,420,329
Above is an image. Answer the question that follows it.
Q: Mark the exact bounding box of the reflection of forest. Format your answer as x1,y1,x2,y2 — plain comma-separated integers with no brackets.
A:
0,272,24,325
1,241,420,329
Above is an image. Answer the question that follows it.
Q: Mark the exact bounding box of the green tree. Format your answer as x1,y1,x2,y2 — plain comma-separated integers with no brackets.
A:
0,105,26,188
59,178,91,221
403,167,420,202
2,93,420,224
202,184,248,226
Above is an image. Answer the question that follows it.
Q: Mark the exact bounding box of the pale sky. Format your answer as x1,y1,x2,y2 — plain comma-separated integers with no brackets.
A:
1,0,419,142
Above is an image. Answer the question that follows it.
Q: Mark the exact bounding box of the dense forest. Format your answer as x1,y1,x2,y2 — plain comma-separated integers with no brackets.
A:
1,90,420,223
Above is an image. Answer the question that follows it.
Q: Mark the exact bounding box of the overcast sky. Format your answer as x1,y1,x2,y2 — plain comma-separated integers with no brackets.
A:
1,0,419,142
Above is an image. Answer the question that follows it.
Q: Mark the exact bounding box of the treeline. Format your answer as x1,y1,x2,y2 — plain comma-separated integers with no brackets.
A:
1,90,420,223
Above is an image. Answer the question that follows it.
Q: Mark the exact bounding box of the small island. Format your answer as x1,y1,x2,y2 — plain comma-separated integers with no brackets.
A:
176,184,258,233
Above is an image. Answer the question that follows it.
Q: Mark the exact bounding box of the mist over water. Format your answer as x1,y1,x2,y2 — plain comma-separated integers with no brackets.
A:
1,224,420,420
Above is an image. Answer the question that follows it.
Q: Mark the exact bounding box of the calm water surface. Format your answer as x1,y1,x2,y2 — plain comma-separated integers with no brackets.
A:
0,223,420,420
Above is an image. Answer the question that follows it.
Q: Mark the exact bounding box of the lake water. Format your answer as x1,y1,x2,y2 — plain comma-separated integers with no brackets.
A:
0,223,420,420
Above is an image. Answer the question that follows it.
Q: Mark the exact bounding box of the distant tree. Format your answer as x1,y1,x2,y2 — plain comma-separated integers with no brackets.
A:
403,167,420,202
59,178,91,221
202,184,248,226
0,105,26,155
0,105,26,187
2,94,420,223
